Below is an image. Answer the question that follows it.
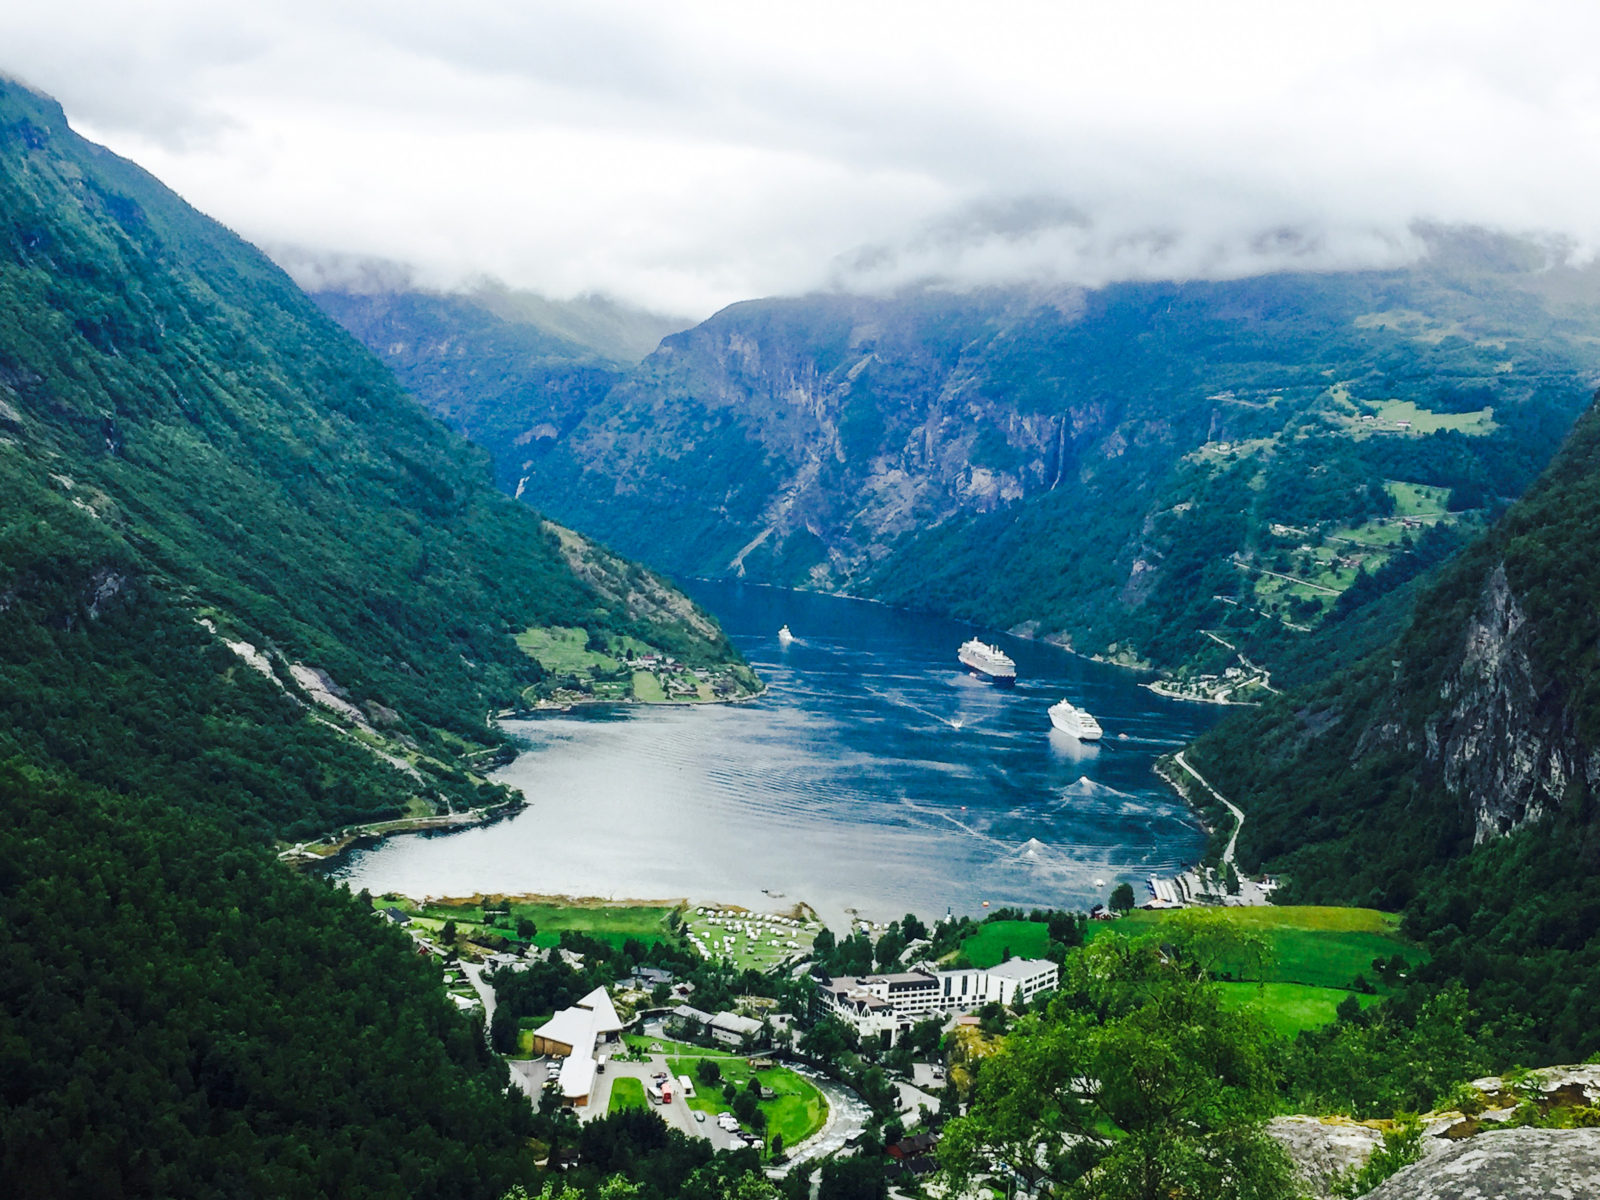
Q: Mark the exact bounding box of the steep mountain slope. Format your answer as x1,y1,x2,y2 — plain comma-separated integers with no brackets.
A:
309,288,631,501
323,244,1600,685
1189,395,1600,1060
0,78,752,840
0,78,734,1196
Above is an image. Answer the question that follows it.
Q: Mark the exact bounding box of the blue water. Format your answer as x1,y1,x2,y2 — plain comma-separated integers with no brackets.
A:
332,581,1219,926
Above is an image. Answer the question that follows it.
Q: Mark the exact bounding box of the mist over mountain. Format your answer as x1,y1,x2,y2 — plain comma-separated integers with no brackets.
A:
321,231,1600,691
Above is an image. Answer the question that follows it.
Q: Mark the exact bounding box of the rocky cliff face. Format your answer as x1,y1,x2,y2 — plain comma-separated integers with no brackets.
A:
1353,561,1595,844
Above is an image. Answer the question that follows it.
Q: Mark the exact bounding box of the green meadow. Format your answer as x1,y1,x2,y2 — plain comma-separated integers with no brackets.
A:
1091,906,1422,1035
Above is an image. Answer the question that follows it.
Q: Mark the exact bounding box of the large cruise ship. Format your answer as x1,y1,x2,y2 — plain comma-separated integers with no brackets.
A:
1048,699,1103,740
958,638,1016,685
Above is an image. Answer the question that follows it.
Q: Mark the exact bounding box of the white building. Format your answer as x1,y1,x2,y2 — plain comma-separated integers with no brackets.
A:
816,958,1059,1044
528,986,623,1107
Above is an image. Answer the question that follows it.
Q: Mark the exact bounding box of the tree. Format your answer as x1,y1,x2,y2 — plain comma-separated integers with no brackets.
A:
939,934,1297,1200
732,1089,760,1125
1108,883,1136,913
812,926,836,961
697,1058,723,1085
874,928,906,971
517,916,537,940
441,919,458,944
819,1156,889,1200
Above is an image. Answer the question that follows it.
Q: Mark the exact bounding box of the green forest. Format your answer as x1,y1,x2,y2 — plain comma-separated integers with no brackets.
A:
0,77,751,1198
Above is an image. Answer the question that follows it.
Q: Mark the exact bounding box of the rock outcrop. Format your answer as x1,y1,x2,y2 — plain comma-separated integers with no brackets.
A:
1363,1127,1600,1200
1267,1115,1387,1199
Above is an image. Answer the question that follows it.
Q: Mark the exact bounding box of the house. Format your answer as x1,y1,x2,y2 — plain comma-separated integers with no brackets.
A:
528,987,623,1107
665,1003,717,1035
628,966,674,988
379,907,411,926
665,1004,768,1048
709,1011,765,1048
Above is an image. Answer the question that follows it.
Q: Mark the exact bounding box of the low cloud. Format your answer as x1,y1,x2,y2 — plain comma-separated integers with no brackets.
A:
5,2,1600,315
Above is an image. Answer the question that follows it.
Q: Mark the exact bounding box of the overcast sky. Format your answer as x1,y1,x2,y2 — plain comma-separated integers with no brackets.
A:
5,1,1600,316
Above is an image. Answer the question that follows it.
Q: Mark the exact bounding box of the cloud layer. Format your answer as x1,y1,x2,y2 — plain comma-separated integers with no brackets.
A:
5,1,1599,315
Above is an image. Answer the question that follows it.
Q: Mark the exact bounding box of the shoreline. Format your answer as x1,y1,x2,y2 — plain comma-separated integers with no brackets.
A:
1141,680,1264,707
283,796,526,872
500,679,769,719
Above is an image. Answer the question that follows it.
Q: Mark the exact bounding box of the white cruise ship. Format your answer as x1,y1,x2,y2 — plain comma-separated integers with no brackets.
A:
958,638,1016,685
1049,699,1103,740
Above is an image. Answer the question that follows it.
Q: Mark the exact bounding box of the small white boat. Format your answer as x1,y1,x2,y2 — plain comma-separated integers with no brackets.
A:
1049,699,1103,740
777,624,794,644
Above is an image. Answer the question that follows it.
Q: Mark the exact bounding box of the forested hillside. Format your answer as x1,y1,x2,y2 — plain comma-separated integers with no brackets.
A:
1189,395,1600,1061
0,77,743,1196
0,78,750,839
321,245,1600,686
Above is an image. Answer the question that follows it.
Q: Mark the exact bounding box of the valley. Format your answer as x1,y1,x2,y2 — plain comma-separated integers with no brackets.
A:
8,23,1600,1199
318,254,1600,700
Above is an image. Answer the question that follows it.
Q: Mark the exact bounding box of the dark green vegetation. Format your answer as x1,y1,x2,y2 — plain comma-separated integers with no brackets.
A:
309,283,689,505
0,763,536,1199
0,80,748,842
323,247,1600,684
0,78,751,1198
1191,394,1600,1064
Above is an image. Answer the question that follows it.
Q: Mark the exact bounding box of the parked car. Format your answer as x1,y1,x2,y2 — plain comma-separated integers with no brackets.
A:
694,1111,706,1123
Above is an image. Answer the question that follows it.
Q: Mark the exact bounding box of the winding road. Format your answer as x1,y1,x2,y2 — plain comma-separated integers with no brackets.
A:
1173,752,1245,867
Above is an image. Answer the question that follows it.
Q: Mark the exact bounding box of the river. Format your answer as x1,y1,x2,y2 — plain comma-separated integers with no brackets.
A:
332,581,1221,926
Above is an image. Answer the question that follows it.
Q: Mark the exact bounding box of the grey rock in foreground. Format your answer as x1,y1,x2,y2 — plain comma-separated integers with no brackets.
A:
1267,1116,1387,1199
1363,1127,1600,1200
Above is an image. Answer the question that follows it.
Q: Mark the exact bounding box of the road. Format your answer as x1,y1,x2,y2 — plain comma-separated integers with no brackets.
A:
1174,751,1245,867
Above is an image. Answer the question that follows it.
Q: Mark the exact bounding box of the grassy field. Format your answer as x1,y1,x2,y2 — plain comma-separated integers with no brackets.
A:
1385,480,1453,517
1370,398,1496,436
1111,905,1421,989
607,1076,648,1114
953,920,1053,968
1216,981,1382,1037
623,1033,734,1059
374,894,680,951
681,908,819,971
1092,907,1422,1035
516,625,619,674
631,670,666,702
667,1056,828,1150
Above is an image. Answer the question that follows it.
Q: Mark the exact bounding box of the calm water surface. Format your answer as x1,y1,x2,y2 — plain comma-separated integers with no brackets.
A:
334,582,1221,926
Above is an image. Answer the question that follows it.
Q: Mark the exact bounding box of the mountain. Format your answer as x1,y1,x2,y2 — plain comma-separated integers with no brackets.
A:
321,243,1600,687
0,77,742,1195
1188,394,1600,1062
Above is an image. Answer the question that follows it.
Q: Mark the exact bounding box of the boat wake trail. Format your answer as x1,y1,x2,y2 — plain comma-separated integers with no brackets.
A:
863,685,976,731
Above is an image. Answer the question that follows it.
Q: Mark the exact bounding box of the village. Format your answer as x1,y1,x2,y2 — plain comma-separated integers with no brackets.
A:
367,892,1067,1186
